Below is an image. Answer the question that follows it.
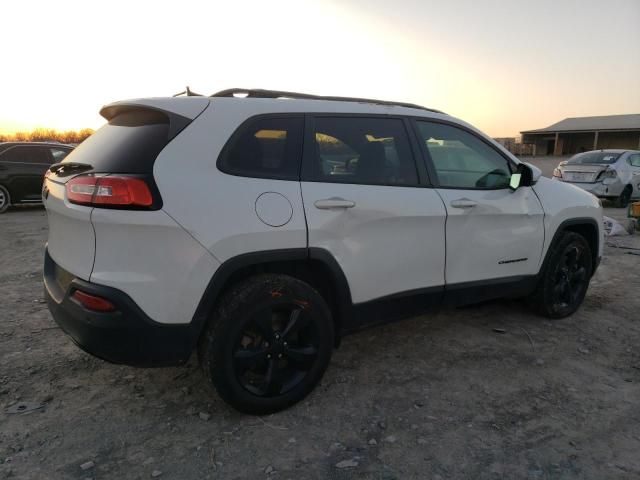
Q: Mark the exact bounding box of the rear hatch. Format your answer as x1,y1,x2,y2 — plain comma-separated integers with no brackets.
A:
44,97,209,281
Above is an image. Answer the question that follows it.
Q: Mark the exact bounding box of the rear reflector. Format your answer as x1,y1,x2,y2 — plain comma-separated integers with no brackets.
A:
71,290,116,312
66,175,153,207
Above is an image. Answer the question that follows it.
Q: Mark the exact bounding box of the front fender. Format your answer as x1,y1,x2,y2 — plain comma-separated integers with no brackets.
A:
532,177,603,271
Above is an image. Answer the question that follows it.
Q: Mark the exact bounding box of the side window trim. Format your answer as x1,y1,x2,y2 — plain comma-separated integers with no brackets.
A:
300,113,426,188
409,117,517,191
216,113,305,181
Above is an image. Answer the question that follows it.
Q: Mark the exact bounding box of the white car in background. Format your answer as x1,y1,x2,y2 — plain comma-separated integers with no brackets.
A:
553,149,640,207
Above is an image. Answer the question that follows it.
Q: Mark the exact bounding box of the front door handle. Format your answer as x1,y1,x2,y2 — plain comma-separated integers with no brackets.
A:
450,198,477,209
314,197,356,210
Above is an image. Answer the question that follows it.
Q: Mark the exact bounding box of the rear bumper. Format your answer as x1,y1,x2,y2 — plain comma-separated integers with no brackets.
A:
44,248,196,367
557,179,624,198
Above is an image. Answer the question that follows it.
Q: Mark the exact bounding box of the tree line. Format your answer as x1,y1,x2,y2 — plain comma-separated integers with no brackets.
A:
0,128,95,144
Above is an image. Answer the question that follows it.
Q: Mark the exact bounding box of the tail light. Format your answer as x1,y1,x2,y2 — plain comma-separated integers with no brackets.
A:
66,175,154,208
596,168,617,181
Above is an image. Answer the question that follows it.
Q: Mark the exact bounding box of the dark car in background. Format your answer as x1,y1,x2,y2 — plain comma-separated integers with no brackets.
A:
0,142,74,213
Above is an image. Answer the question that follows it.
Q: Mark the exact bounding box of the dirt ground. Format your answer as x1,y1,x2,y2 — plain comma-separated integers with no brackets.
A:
2,187,640,479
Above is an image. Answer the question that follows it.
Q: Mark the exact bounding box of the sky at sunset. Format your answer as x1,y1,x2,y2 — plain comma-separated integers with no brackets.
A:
1,0,639,137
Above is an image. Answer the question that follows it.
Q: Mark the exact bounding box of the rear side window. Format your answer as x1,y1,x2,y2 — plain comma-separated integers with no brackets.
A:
307,117,418,186
218,116,304,180
1,146,52,164
627,153,640,167
50,147,72,162
60,110,170,173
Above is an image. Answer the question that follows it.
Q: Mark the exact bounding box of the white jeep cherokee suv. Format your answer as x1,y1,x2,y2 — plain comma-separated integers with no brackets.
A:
43,89,603,413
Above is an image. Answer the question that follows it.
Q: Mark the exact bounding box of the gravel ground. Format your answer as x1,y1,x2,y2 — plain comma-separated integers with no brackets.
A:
1,195,640,479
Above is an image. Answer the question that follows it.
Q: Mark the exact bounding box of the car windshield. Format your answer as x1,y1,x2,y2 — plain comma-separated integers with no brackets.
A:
567,151,621,165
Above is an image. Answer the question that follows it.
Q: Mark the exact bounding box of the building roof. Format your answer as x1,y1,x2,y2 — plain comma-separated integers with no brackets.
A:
521,114,640,134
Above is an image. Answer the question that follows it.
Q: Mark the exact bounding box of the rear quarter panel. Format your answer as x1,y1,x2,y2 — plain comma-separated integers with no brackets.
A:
152,101,308,263
90,209,219,325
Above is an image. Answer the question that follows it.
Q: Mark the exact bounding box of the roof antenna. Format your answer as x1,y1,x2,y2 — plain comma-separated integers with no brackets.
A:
173,86,203,97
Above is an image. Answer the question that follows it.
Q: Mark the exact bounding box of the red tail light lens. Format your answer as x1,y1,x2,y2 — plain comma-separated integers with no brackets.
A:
71,290,116,312
66,175,153,207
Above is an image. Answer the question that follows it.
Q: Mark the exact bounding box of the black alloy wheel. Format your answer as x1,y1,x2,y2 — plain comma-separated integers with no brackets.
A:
550,243,589,313
528,231,593,319
232,303,319,397
199,274,334,414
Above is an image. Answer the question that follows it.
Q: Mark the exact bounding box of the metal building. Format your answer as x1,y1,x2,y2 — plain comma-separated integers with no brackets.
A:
521,114,640,155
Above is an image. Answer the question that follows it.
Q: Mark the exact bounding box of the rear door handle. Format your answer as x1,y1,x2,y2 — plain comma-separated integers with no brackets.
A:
450,198,477,209
314,197,356,210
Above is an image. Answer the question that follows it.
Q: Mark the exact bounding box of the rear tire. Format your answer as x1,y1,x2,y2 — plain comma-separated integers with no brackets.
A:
0,185,10,213
615,186,632,208
198,274,334,414
528,232,593,319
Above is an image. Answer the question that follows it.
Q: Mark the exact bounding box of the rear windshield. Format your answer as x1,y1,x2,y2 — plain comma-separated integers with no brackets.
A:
59,110,170,173
567,151,621,165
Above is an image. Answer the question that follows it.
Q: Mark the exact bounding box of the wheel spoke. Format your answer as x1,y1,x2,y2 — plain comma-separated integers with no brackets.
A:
565,248,579,269
264,359,285,396
553,279,571,305
572,267,587,283
282,308,309,340
284,345,318,368
251,308,274,342
233,347,269,369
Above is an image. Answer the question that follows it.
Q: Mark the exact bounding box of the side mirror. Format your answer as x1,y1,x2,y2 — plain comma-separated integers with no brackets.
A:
522,161,542,183
509,163,534,191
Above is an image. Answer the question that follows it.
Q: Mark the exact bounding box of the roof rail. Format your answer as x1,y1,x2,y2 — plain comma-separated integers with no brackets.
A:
210,88,445,114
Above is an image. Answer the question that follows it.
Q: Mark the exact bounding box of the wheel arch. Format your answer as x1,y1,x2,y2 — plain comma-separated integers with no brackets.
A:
0,183,11,210
190,248,353,348
545,218,600,276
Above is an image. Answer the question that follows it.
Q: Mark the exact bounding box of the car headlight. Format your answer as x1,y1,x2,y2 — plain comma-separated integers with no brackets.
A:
553,167,562,178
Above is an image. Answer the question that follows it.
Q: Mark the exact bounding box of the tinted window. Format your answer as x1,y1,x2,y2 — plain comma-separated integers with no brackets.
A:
59,110,170,174
1,146,51,164
416,122,512,189
218,116,304,180
309,117,418,186
50,147,72,162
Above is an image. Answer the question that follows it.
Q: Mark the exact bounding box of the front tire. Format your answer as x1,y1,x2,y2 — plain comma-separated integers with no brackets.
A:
0,185,10,213
199,274,334,414
528,232,593,318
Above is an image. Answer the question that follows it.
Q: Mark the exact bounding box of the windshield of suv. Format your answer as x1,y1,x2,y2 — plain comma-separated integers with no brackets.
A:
567,151,621,165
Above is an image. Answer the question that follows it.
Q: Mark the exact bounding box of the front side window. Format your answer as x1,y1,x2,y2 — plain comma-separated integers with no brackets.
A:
218,116,304,180
416,121,512,189
309,117,418,186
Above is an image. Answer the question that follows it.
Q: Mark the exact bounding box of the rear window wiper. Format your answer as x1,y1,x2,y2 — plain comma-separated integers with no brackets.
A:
49,162,93,176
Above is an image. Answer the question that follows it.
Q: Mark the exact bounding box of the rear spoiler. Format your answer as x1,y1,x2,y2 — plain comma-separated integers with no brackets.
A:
99,98,210,141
